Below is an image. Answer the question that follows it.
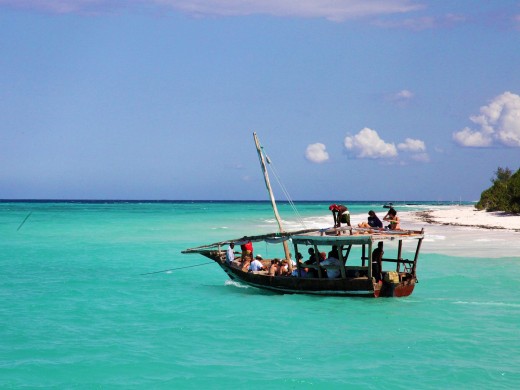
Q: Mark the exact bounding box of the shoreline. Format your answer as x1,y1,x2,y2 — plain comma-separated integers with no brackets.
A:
408,205,520,232
399,205,520,258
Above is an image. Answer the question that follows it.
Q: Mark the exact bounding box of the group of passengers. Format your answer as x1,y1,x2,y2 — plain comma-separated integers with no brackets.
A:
357,208,400,230
226,241,385,281
302,247,342,279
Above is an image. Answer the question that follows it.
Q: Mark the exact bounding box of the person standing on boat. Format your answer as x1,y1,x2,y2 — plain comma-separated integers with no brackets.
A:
226,243,235,264
372,242,384,283
329,204,350,227
240,240,253,261
383,208,401,230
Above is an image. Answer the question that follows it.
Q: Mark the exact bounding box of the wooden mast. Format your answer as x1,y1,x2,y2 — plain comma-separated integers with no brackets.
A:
253,132,292,270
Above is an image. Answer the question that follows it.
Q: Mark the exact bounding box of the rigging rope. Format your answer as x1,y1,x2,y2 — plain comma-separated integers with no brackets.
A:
260,146,308,229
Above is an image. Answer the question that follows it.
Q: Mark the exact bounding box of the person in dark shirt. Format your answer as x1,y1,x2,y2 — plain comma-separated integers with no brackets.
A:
372,241,384,283
358,210,383,229
368,210,383,228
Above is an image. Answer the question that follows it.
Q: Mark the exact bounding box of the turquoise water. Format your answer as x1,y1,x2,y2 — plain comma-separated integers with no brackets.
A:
1,201,519,388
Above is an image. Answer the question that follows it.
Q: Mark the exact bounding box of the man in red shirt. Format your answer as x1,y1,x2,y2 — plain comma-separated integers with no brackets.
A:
329,204,350,227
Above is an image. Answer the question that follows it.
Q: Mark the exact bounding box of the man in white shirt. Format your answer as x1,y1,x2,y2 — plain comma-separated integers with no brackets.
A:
321,254,340,278
226,243,235,264
249,255,266,272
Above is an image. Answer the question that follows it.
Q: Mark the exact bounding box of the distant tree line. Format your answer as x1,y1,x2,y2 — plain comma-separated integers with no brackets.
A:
476,167,520,213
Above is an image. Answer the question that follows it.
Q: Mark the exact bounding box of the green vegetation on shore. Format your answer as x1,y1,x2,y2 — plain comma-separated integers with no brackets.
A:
476,167,520,213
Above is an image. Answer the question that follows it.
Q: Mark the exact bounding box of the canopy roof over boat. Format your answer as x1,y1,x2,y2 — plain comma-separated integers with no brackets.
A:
182,227,424,254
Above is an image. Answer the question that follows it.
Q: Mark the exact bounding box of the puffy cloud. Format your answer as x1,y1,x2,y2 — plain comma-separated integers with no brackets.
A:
452,127,492,147
453,91,520,148
343,128,397,159
305,143,329,163
397,138,428,162
397,138,425,152
0,0,423,20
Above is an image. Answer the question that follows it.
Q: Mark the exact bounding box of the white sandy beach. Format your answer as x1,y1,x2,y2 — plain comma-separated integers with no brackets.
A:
401,205,520,258
408,205,520,231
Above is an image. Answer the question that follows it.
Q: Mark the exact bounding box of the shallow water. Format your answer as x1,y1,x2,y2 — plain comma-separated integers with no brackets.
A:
1,201,519,388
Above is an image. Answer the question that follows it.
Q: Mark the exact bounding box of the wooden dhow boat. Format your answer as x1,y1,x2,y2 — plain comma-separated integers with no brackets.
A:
183,133,425,298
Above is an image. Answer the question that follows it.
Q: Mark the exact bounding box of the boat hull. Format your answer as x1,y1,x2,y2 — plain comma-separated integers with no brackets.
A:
218,261,415,298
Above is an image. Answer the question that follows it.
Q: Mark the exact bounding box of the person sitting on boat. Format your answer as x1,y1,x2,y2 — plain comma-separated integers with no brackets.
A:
372,242,384,283
268,259,280,276
329,204,350,227
383,208,401,230
288,252,302,276
289,253,297,267
292,266,308,278
277,259,290,276
306,248,317,263
249,254,266,272
358,210,383,229
226,242,235,264
304,248,319,278
319,251,328,277
320,251,341,279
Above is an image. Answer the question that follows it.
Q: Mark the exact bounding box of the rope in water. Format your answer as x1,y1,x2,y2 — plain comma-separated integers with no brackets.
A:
140,261,214,276
17,212,33,231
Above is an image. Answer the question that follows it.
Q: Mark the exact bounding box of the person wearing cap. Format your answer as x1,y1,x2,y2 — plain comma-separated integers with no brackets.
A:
239,240,254,269
248,254,266,272
329,204,350,227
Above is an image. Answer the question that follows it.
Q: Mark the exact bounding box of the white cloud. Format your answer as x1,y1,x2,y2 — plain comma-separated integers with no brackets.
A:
410,152,430,163
397,138,425,152
387,89,414,106
162,0,422,21
397,138,429,162
305,143,329,163
0,0,423,20
344,128,397,159
0,0,120,14
452,127,493,147
394,89,414,100
373,13,466,30
453,91,520,148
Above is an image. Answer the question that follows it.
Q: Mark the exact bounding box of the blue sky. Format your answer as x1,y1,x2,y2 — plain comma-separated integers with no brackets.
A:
1,0,520,201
